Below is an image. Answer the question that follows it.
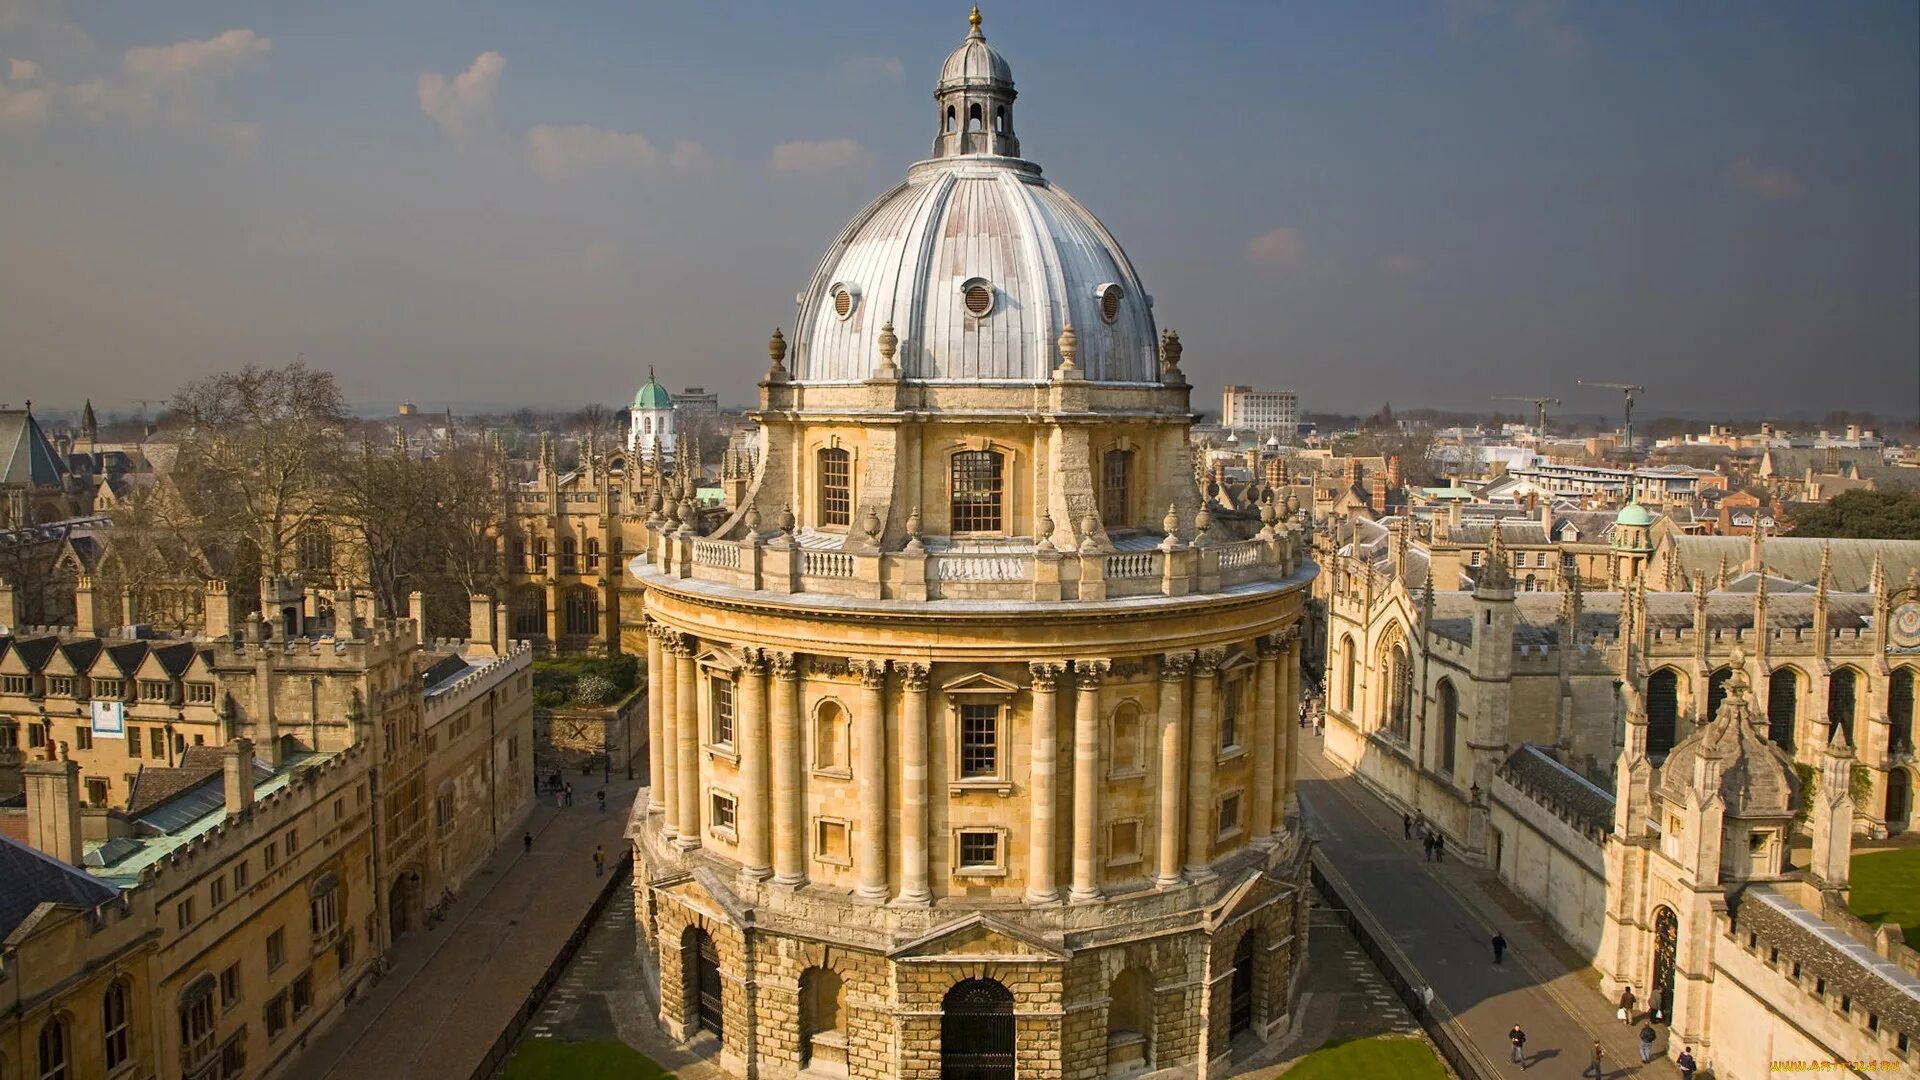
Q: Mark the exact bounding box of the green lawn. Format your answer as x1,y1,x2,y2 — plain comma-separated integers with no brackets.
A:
1282,1035,1449,1080
500,1038,673,1080
1849,848,1920,949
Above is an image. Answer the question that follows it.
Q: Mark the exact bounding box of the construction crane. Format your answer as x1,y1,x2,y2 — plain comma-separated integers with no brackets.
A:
1492,396,1560,438
1578,380,1646,450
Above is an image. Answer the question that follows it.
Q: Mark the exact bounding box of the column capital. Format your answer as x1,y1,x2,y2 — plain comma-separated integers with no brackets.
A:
663,631,694,657
1029,661,1067,692
1257,634,1284,659
899,662,930,692
740,647,771,676
1159,652,1194,681
1193,648,1227,677
769,651,801,681
854,660,890,689
1073,659,1111,690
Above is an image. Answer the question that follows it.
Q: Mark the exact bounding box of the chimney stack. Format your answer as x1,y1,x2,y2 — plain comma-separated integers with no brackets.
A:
0,573,16,630
409,591,427,645
204,579,232,639
223,737,255,817
24,744,84,866
469,594,498,656
75,574,106,635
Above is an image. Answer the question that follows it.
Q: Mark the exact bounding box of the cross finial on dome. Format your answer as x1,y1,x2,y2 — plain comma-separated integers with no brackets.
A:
969,6,983,35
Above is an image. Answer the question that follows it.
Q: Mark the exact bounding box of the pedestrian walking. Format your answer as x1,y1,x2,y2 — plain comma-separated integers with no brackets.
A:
1491,931,1508,965
1403,813,1413,839
522,831,533,853
1618,985,1636,1023
1422,833,1434,861
1433,833,1445,861
593,844,606,877
597,789,607,813
1507,1024,1526,1065
1300,701,1309,727
554,789,564,809
565,782,574,807
1638,1022,1656,1063
1676,1047,1696,1079
1583,1040,1604,1079
1313,716,1323,737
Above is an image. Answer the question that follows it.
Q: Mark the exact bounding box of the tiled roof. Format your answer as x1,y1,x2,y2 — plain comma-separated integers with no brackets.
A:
0,410,68,488
1498,744,1614,838
0,833,118,940
1669,536,1920,591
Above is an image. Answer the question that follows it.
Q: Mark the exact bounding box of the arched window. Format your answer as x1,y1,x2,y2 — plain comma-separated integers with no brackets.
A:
1767,668,1798,751
994,105,1006,132
1341,635,1357,713
951,450,1004,533
967,102,983,132
1100,450,1131,528
37,1014,68,1080
1706,668,1733,722
1382,638,1411,740
1647,669,1680,758
814,701,849,772
1890,668,1915,755
1524,574,1536,591
586,538,601,570
102,978,131,1069
1108,701,1145,776
563,587,600,636
178,974,217,1072
534,537,549,571
819,448,851,528
560,537,577,571
1829,667,1859,744
1106,968,1154,1072
800,967,847,1069
1437,679,1459,775
945,105,956,133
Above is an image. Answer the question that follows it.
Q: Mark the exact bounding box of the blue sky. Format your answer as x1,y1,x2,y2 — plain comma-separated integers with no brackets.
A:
1,0,1915,419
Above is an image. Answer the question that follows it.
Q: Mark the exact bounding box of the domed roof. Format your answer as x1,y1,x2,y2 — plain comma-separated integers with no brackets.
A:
788,11,1158,386
1616,501,1653,528
633,369,671,410
939,8,1013,90
1658,664,1799,819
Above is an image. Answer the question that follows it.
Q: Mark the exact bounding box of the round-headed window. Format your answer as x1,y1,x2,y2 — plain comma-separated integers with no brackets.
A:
962,278,995,318
830,282,858,321
1096,282,1124,324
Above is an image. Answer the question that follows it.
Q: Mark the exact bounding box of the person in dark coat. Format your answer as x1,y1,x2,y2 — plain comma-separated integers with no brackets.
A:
1508,1024,1526,1065
1491,931,1508,965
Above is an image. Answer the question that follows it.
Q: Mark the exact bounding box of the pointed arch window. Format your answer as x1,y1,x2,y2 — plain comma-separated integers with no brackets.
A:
1648,669,1680,758
38,1014,69,1080
1767,668,1798,751
1829,667,1858,744
1437,679,1459,775
1890,667,1915,754
102,978,131,1069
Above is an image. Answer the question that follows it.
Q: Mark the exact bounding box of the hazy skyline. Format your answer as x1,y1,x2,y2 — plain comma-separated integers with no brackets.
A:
2,1,1916,419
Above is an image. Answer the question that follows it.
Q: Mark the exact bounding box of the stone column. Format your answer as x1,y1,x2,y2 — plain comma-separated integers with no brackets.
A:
658,631,681,838
545,580,561,644
898,663,932,906
1155,653,1191,887
1184,648,1226,880
738,649,772,878
1251,634,1280,845
1070,659,1111,903
1026,662,1065,903
675,639,701,850
854,661,890,902
1282,631,1302,817
769,652,807,885
645,622,666,816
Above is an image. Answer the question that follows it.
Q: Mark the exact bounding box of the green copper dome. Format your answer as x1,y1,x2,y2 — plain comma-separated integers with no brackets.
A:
633,369,672,410
1615,502,1653,528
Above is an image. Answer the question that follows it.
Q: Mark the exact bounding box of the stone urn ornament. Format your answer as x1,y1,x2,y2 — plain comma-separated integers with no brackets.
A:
862,505,883,544
1036,510,1056,552
905,506,925,552
778,503,796,536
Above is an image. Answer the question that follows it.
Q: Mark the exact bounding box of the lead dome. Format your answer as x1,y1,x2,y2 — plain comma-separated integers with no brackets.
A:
788,9,1159,385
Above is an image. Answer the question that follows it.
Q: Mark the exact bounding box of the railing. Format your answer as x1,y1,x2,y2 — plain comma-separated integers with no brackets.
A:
802,550,854,578
930,553,1029,582
1217,540,1263,570
691,540,740,570
1107,552,1161,580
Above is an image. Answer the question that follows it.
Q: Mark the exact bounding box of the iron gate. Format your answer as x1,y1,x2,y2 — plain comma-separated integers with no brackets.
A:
683,929,724,1038
1651,906,1678,1023
941,978,1014,1080
1229,936,1255,1037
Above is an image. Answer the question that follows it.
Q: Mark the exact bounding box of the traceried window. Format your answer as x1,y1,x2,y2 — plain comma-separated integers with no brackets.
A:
1101,450,1131,528
951,450,1004,533
819,448,852,528
39,1014,69,1080
102,979,131,1069
959,703,999,778
560,537,577,570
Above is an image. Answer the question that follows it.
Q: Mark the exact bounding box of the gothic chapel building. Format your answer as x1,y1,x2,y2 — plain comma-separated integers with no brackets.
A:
628,12,1315,1079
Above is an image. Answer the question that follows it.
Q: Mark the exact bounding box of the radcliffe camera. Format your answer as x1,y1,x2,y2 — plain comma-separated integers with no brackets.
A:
1,6,1916,1080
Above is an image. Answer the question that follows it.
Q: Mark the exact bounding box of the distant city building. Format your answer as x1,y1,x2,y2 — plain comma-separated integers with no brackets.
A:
627,370,676,460
674,386,719,416
1222,385,1299,443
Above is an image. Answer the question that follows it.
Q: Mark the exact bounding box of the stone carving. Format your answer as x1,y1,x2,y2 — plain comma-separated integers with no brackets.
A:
740,648,771,675
808,657,852,679
1160,652,1194,681
1073,659,1111,689
1192,648,1226,676
853,660,890,688
769,651,801,681
1029,661,1066,691
899,663,930,692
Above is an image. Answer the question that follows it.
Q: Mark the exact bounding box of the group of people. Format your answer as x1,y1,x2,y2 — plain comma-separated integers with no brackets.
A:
1297,695,1325,737
544,773,610,812
1506,987,1696,1077
1401,812,1447,861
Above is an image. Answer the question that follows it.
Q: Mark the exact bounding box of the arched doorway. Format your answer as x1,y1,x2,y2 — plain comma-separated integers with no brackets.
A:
941,978,1014,1080
800,967,846,1069
1651,906,1679,1023
1229,933,1257,1038
681,927,723,1038
1887,769,1913,835
1648,670,1680,759
388,872,421,939
1106,968,1154,1075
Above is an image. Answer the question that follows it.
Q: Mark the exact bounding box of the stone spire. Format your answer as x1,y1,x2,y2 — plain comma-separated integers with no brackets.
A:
1746,513,1764,572
79,399,97,441
1870,552,1886,601
1478,519,1513,593
1716,554,1730,591
1809,717,1856,892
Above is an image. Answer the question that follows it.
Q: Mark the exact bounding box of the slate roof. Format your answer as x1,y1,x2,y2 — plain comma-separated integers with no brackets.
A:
1730,887,1920,1038
1425,590,1876,647
0,410,68,488
1,635,60,672
1658,673,1800,818
0,832,118,940
1669,536,1920,592
1498,744,1614,838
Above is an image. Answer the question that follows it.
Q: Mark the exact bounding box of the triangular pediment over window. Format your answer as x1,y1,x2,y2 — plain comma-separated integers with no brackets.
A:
890,913,1069,962
940,671,1022,696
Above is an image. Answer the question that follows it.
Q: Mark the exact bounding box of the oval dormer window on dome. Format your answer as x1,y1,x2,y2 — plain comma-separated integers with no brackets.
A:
830,282,860,320
1095,282,1124,324
961,278,996,318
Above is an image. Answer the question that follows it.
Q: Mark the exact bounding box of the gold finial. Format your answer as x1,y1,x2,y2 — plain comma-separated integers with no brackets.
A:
969,6,983,33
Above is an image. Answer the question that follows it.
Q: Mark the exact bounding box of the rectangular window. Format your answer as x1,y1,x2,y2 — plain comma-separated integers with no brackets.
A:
219,1033,247,1077
181,987,216,1066
85,777,108,806
814,818,851,865
187,682,215,704
1220,680,1244,752
233,861,249,892
710,791,737,834
177,898,196,929
267,927,285,971
1108,820,1142,866
1218,792,1243,838
149,728,166,759
265,992,289,1039
140,679,172,702
950,450,1005,533
285,829,298,858
336,928,357,972
435,789,453,830
27,723,44,748
221,963,242,1007
292,971,313,1017
959,703,998,778
1,674,30,694
819,447,852,527
710,677,735,747
49,675,73,697
127,725,142,757
957,830,1000,871
75,725,94,751
210,876,226,907
1101,450,1130,528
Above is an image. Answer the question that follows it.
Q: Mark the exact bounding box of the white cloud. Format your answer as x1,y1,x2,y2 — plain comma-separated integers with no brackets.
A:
527,123,712,179
1724,157,1805,201
769,138,873,179
418,51,503,138
10,58,42,82
123,28,269,86
1247,227,1306,265
9,28,270,146
841,54,904,83
0,81,49,127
